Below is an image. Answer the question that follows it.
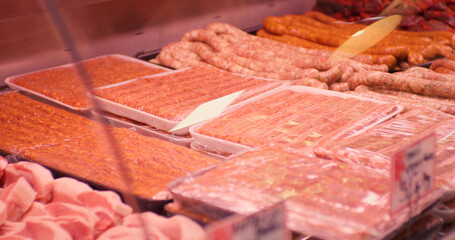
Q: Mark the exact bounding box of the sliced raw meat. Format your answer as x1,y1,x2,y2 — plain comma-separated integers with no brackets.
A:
0,221,26,236
45,202,98,221
123,212,205,240
77,190,132,233
122,212,170,230
168,215,206,240
9,219,71,240
21,202,48,220
50,177,92,204
44,202,98,240
0,201,7,225
0,236,30,240
0,177,37,221
22,197,99,240
52,217,95,240
94,191,132,218
97,225,170,240
122,213,173,239
3,162,54,203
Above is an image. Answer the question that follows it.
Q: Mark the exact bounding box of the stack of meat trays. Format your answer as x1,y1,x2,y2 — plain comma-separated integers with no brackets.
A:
189,85,402,157
91,67,288,148
168,150,442,240
5,54,170,112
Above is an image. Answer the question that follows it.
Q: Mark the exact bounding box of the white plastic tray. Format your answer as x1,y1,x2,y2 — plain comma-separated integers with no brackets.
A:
5,54,171,112
92,110,193,147
189,85,404,155
92,68,289,136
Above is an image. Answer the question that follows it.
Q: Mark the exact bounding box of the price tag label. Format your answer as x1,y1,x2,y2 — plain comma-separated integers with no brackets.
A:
391,132,436,214
206,202,289,240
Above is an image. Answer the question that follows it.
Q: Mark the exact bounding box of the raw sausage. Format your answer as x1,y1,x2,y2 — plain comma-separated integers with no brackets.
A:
348,70,455,98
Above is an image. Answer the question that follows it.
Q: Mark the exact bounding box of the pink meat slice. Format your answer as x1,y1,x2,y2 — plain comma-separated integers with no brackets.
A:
0,221,26,236
53,217,95,240
9,219,71,240
44,202,98,240
77,190,132,234
94,191,132,218
0,177,37,221
21,202,48,220
123,212,175,238
0,235,30,240
123,212,205,240
50,177,92,204
0,201,7,226
97,225,170,240
168,215,206,240
2,162,54,203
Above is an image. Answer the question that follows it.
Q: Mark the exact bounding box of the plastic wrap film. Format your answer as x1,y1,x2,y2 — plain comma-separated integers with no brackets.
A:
92,67,285,122
5,54,169,111
192,86,401,156
315,107,455,189
0,92,218,199
169,149,440,240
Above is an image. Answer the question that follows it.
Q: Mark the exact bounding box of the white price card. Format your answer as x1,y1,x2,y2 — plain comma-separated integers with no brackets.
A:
206,202,289,240
391,132,436,214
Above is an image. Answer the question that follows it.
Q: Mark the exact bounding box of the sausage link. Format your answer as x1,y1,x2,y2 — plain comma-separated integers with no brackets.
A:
329,82,350,92
290,78,329,89
434,67,455,75
348,70,455,98
430,59,455,72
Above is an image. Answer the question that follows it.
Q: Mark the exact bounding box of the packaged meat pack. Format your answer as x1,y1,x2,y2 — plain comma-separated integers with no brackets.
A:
5,54,170,112
169,149,441,240
189,86,402,156
0,92,218,202
92,110,193,147
314,107,455,189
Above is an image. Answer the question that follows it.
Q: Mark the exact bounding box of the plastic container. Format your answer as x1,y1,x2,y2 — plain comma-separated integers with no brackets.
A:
168,149,442,240
189,85,403,156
